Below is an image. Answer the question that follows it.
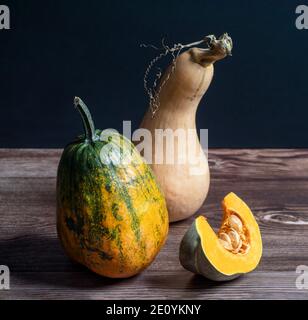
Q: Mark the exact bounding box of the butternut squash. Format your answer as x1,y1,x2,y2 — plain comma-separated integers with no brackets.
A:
139,34,233,222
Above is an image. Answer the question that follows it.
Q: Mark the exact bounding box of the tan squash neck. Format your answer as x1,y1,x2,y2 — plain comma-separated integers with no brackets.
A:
150,62,213,129
144,33,233,128
153,95,200,128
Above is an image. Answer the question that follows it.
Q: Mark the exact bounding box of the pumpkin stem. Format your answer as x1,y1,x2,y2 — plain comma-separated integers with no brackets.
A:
74,97,97,142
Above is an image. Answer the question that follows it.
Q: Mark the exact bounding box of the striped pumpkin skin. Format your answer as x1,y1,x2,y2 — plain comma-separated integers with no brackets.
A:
57,105,168,278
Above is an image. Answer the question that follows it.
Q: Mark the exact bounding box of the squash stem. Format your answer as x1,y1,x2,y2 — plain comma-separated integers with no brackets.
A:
74,97,97,142
192,33,233,67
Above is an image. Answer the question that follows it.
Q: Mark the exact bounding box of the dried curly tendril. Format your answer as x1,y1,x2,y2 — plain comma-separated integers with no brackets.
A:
141,34,232,118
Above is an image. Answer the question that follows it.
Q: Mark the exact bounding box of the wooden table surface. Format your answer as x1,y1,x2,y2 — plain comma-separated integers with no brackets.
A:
0,149,308,300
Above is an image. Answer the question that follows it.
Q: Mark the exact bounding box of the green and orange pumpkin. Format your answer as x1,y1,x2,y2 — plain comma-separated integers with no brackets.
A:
56,97,169,278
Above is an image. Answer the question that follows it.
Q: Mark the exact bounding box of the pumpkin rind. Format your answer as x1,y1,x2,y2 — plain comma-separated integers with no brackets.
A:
57,98,169,278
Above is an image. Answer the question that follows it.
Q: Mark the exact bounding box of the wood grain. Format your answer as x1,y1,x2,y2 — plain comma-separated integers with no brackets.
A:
0,149,308,299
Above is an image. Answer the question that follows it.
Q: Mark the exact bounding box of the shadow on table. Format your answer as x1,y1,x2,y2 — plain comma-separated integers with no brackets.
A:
0,234,129,289
143,258,246,297
141,269,241,299
0,234,242,296
186,273,242,288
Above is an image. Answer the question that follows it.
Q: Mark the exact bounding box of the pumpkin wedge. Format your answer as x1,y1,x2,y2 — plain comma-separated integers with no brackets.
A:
179,193,262,281
57,97,169,278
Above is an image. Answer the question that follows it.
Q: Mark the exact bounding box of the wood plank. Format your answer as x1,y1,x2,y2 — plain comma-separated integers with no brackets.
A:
1,179,307,272
0,149,308,299
209,149,308,180
0,271,304,300
2,148,308,179
0,149,61,178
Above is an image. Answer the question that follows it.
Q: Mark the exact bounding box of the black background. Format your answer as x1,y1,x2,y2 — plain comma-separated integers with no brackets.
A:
1,0,307,148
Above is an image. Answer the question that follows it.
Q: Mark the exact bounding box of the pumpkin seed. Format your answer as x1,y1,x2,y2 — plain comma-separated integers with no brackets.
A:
229,214,243,232
228,229,241,248
219,232,232,244
218,212,250,255
232,238,242,254
219,238,233,251
218,232,233,251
